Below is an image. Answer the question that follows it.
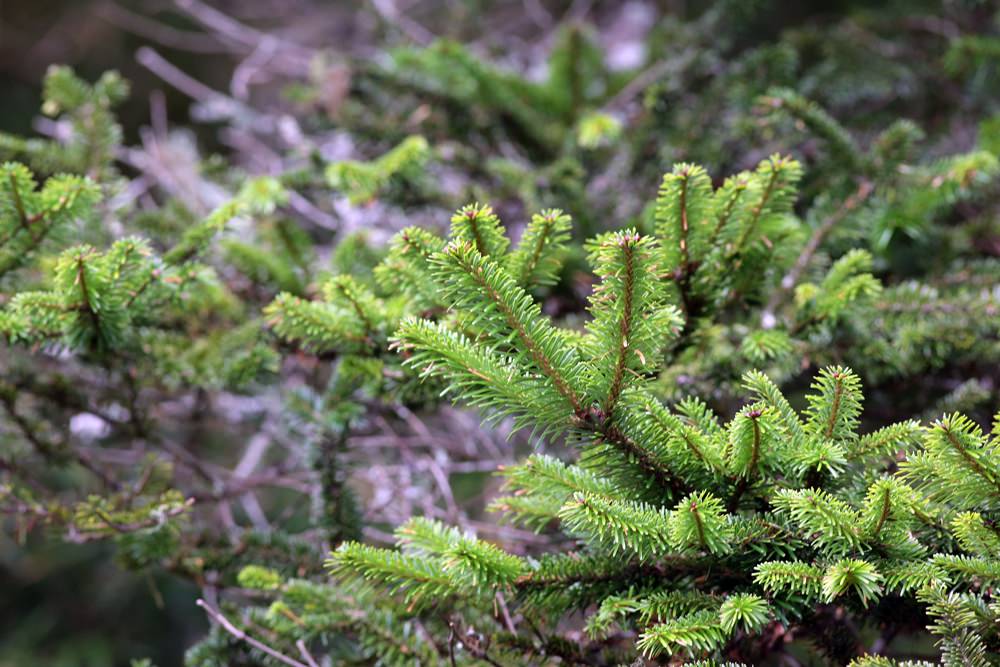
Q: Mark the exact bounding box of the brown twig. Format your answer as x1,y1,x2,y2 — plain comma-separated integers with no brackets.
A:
761,179,874,328
197,598,310,667
97,4,227,54
295,640,320,667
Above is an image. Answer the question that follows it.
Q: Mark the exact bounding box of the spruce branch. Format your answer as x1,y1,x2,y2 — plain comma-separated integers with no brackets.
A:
375,225,447,308
616,387,725,479
583,230,677,415
637,610,727,658
507,208,572,287
669,490,732,555
706,173,752,249
754,560,825,597
558,492,672,560
772,488,861,555
761,179,874,327
821,559,883,607
581,421,695,500
449,203,509,259
394,318,566,432
758,88,862,170
719,594,770,634
806,366,863,444
656,163,715,275
731,154,801,255
434,241,585,415
328,542,459,607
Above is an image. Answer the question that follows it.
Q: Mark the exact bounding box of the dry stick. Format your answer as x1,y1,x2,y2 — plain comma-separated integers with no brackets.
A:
604,49,698,112
174,0,314,64
197,599,310,667
97,3,228,54
135,47,276,134
496,591,517,634
295,640,321,667
427,457,461,523
447,623,458,667
523,0,554,28
0,390,119,490
232,36,278,100
563,0,596,24
287,190,339,230
171,0,314,80
136,47,230,106
175,0,266,46
370,0,435,45
760,180,874,328
133,44,333,229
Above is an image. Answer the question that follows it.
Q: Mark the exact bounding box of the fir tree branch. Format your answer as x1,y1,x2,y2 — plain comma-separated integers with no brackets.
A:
444,244,584,414
604,235,636,415
733,164,780,253
940,419,1000,493
727,408,762,512
762,180,874,326
74,253,103,340
870,484,892,540
678,174,691,271
706,174,750,248
7,171,30,228
592,422,693,498
824,374,845,441
520,218,557,284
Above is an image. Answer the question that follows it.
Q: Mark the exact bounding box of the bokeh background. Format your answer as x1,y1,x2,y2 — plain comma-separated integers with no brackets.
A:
2,1,998,665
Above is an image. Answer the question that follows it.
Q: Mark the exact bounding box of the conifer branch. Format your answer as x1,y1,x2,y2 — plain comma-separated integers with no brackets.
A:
590,422,693,499
733,163,780,253
4,47,997,665
727,408,762,511
440,243,584,414
604,235,635,415
509,209,570,287
762,180,874,325
869,485,892,540
941,423,997,489
7,171,29,228
706,174,750,248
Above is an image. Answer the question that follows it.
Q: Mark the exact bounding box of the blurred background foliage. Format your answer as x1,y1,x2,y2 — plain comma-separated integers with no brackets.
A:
1,0,999,664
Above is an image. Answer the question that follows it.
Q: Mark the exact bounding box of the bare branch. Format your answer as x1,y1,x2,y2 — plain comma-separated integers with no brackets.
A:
197,598,310,667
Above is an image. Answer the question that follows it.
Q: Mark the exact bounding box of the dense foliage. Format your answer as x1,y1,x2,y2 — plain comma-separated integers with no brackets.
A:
2,1,1000,665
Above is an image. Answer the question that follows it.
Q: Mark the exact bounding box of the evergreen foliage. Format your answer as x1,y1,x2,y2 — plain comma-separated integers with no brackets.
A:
258,156,999,663
2,2,1000,665
0,66,128,179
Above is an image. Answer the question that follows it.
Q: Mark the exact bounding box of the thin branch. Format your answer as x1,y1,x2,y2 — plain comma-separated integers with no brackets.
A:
97,3,228,54
369,0,435,45
761,180,874,327
604,50,697,112
295,640,320,667
232,36,278,100
604,236,636,416
136,46,229,106
197,599,310,667
68,499,194,543
495,591,517,634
